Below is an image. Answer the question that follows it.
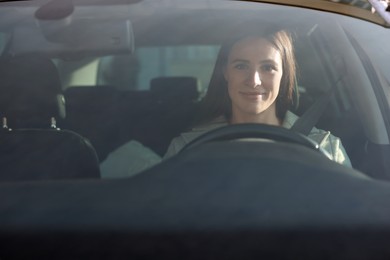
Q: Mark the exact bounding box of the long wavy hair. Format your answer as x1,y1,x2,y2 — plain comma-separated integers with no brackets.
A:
194,27,297,126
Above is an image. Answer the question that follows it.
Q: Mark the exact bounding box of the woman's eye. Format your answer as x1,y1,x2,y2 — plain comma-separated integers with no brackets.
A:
262,64,276,72
234,63,248,70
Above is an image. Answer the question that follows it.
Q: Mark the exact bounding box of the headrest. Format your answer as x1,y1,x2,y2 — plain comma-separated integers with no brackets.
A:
0,54,65,128
150,77,199,101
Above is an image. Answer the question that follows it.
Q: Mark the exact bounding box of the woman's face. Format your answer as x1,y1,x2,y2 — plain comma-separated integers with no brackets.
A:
224,36,283,124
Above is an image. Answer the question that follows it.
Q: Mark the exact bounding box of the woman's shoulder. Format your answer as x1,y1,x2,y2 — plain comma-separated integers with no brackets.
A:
177,116,228,143
190,116,227,132
283,110,351,166
283,110,329,137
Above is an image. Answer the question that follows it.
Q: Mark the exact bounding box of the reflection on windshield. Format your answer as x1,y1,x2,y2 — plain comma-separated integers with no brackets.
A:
317,0,390,25
368,0,390,23
0,33,9,55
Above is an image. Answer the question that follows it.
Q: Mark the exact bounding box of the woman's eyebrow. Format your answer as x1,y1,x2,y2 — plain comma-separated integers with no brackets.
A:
230,59,249,64
260,59,278,64
231,59,279,65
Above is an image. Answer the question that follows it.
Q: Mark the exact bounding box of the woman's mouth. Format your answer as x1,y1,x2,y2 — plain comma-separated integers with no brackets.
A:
239,91,266,100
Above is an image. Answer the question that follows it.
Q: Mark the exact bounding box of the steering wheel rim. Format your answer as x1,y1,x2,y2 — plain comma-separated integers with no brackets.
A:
182,123,321,152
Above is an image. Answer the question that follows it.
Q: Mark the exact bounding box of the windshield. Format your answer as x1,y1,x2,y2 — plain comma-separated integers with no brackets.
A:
0,0,389,180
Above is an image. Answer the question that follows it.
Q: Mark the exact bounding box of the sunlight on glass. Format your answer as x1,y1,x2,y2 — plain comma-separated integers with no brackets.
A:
368,0,390,23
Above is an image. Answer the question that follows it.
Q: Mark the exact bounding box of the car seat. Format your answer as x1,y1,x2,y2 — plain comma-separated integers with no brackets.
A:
150,76,199,102
134,76,199,155
0,54,66,129
0,54,100,182
64,86,156,160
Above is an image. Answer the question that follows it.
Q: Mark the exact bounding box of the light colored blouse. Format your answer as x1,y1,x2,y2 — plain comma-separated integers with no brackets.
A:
164,111,352,167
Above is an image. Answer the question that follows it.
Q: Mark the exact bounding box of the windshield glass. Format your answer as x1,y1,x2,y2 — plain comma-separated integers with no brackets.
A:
0,0,389,181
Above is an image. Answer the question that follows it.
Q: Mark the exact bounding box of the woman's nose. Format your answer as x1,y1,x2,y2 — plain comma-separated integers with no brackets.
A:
254,71,262,86
247,70,262,87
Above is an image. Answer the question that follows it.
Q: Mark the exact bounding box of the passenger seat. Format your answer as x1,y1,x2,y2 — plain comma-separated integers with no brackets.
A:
0,54,100,182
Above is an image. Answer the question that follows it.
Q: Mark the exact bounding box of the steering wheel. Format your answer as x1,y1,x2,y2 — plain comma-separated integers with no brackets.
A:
182,123,322,153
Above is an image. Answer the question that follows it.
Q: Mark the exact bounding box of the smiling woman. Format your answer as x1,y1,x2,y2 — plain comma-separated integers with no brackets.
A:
225,36,283,125
164,28,351,166
194,27,297,126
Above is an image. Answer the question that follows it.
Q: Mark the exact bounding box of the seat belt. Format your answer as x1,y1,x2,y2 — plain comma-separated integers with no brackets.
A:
290,89,334,136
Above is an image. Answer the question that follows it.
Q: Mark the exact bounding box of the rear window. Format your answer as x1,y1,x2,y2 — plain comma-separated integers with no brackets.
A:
57,45,220,93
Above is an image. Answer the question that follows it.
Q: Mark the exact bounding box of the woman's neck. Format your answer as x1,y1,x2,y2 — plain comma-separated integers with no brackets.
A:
230,108,281,126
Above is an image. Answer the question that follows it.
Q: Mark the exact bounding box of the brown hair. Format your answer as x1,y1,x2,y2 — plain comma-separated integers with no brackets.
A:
194,28,297,125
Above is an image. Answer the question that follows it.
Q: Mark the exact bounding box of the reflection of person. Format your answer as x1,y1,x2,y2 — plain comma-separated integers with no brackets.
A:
165,28,351,167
